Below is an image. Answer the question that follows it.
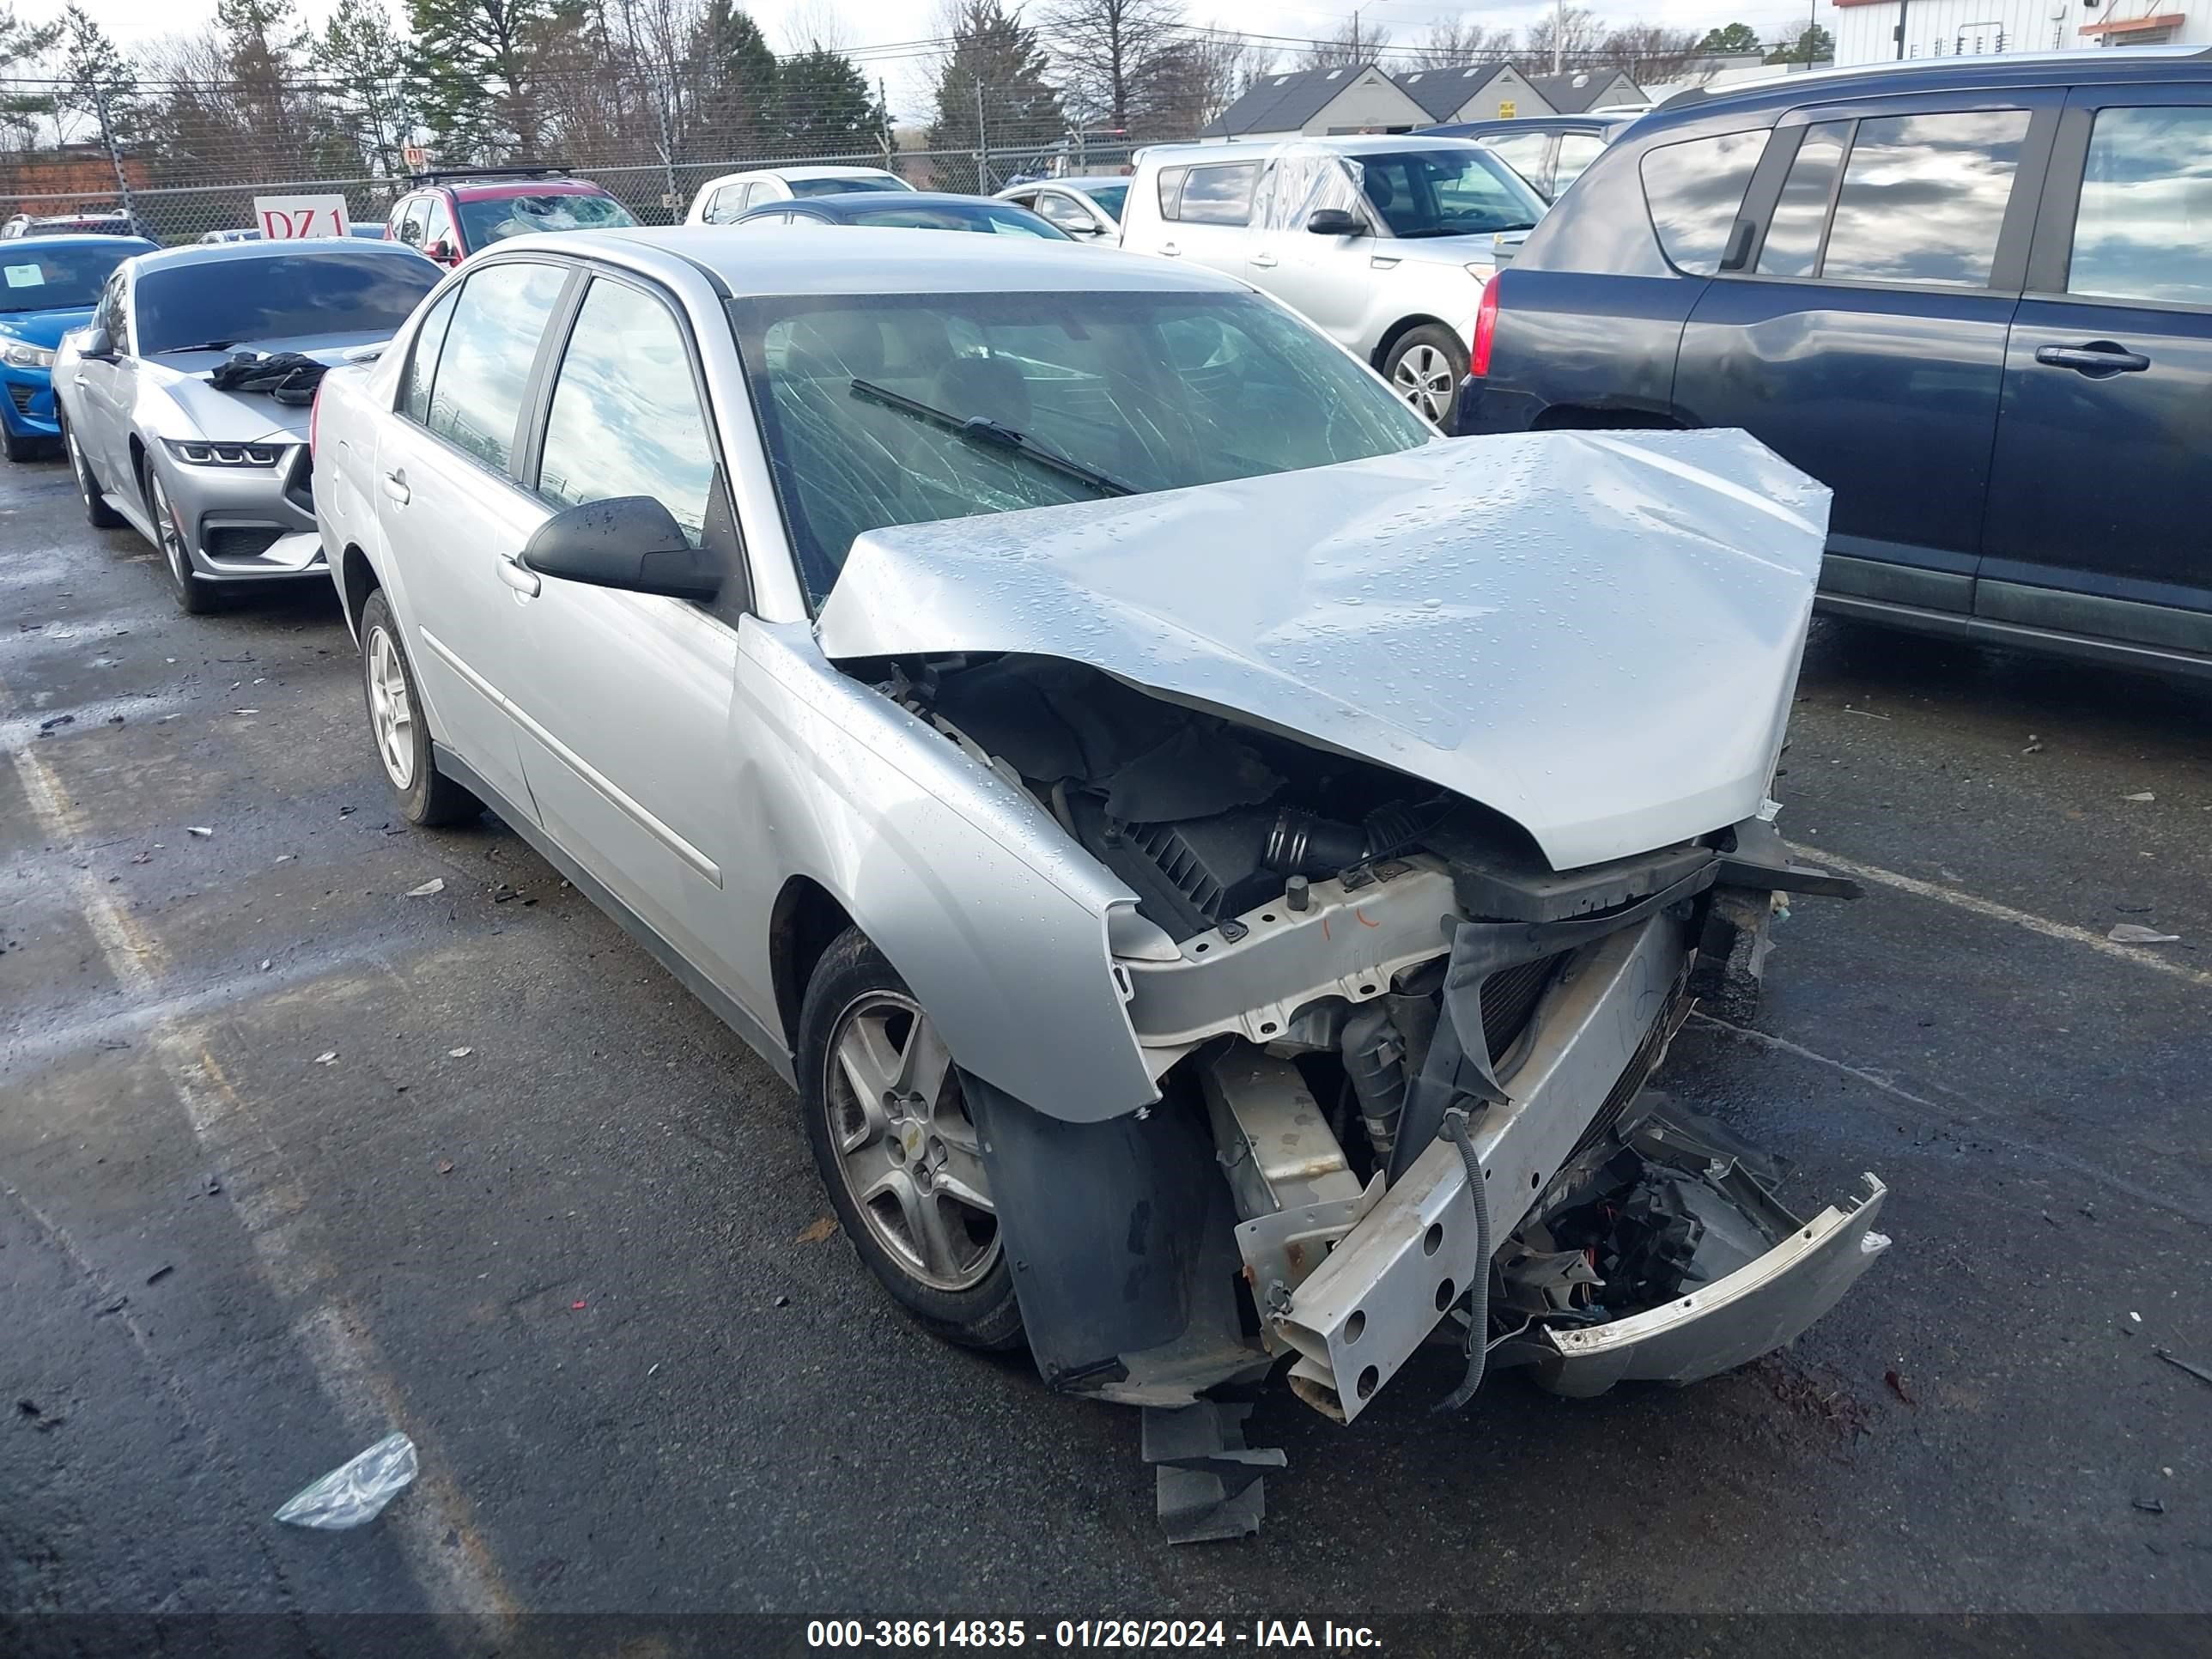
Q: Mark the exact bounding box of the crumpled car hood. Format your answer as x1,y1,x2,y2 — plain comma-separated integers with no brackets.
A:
817,429,1830,871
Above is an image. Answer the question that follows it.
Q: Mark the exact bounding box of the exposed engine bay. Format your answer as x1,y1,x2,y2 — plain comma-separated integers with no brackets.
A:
871,649,1888,1540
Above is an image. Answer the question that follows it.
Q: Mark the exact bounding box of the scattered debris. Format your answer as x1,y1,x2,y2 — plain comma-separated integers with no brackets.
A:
273,1431,418,1529
38,714,73,732
436,1159,454,1176
2134,1497,2167,1515
2123,791,2155,802
646,1362,660,1378
233,708,260,716
2080,1204,2098,1222
406,878,445,897
145,1264,173,1286
571,1300,587,1311
1884,1368,1915,1406
186,825,213,838
447,1047,472,1058
15,1399,38,1417
2021,735,2042,754
2109,924,2180,944
795,1216,840,1244
259,958,272,972
338,805,356,817
773,1294,790,1308
203,1175,222,1196
98,1297,126,1316
2130,1310,2143,1323
313,1051,338,1066
130,851,150,865
1840,705,1891,721
2154,1347,2212,1389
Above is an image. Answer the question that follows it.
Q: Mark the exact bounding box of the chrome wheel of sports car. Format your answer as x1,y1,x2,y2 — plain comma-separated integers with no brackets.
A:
823,990,1000,1293
366,623,416,789
145,468,214,613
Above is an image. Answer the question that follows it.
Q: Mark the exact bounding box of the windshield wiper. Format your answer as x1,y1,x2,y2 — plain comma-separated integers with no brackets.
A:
154,339,239,355
848,376,1133,498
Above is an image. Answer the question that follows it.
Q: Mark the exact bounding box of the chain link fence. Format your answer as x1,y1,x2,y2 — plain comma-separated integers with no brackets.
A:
3,145,1142,246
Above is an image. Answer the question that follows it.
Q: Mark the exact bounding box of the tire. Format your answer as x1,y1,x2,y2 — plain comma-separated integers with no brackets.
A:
64,417,125,527
143,462,219,614
798,927,1024,1352
1384,323,1470,434
359,590,483,827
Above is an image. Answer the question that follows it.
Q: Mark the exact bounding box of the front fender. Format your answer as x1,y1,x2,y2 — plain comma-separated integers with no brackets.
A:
740,621,1158,1121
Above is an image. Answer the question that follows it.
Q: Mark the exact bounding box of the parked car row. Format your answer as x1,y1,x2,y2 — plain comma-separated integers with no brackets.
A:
9,155,1892,1527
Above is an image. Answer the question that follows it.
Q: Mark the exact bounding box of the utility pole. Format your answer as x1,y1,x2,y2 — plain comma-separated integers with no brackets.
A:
1895,0,1910,58
1553,0,1566,72
91,84,135,228
975,77,988,194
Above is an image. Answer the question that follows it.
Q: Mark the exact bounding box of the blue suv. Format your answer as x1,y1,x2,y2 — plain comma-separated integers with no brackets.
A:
1461,48,2212,680
0,234,157,462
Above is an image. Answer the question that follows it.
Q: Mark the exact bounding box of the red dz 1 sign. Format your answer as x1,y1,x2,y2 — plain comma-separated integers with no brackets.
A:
253,194,353,240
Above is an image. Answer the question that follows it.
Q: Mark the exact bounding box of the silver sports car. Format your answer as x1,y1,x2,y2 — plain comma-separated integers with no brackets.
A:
53,239,440,612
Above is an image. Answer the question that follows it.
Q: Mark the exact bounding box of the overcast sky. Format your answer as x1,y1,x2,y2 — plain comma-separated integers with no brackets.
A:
21,0,1837,117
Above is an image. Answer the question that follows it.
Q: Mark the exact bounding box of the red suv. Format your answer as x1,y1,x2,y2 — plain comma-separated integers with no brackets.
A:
384,167,637,268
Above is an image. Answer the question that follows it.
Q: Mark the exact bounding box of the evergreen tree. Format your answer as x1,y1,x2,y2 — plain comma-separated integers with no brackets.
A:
0,4,62,150
926,2,1064,161
54,4,139,148
406,0,570,160
691,0,778,155
323,0,417,177
1697,21,1763,55
776,45,884,155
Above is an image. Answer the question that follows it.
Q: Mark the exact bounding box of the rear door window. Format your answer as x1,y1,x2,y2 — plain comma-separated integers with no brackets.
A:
1640,129,1767,273
1758,121,1850,277
1554,131,1606,192
1483,131,1553,187
398,287,459,424
2067,105,2212,307
1157,165,1188,220
1820,110,2031,288
1178,163,1259,226
423,261,568,476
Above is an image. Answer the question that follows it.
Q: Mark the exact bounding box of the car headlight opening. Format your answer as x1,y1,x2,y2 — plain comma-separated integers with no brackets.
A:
162,438,286,467
2,341,55,369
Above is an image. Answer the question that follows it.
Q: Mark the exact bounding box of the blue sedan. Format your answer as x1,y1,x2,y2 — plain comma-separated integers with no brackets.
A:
1,234,157,461
725,191,1072,239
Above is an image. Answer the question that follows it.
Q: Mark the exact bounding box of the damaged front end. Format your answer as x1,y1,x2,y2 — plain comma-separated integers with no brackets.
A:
816,432,1887,1537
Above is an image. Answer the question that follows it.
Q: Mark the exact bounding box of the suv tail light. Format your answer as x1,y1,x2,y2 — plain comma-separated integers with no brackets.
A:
1469,276,1500,379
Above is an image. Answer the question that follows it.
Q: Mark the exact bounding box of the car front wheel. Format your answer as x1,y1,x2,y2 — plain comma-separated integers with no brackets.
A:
64,418,125,527
1385,324,1470,434
799,927,1024,1352
359,590,483,826
145,464,217,614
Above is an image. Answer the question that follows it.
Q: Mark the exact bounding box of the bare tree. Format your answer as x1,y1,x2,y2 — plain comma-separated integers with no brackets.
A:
1039,0,1183,135
1297,16,1389,70
1145,27,1269,137
1520,5,1606,67
1408,19,1507,69
1601,23,1705,83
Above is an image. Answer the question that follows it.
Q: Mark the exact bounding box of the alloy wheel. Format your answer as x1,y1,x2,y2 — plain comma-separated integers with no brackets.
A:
823,991,999,1292
1393,343,1457,423
149,471,190,588
365,623,416,789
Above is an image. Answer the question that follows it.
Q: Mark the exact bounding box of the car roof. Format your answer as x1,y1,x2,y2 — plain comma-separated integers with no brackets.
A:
1648,44,2210,127
441,177,614,201
1137,133,1486,167
490,224,1249,298
782,191,1035,216
127,239,437,276
3,233,158,252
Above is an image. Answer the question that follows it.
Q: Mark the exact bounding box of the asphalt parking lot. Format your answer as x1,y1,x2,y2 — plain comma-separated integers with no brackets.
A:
3,447,2209,1628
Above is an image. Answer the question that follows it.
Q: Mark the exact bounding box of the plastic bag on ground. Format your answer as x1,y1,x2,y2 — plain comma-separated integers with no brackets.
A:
274,1431,418,1529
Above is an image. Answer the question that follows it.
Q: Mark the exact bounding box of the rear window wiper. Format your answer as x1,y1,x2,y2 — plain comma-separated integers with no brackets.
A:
848,376,1133,498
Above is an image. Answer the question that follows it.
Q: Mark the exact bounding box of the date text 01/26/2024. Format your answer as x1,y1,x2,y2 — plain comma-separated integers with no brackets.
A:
805,1620,1384,1650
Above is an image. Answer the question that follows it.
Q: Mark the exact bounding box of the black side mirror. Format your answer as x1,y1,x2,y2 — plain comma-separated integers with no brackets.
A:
522,496,721,602
1306,208,1365,236
78,326,115,361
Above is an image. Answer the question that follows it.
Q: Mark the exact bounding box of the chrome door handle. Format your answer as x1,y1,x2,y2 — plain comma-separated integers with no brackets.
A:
495,556,540,598
380,468,410,504
1251,252,1279,269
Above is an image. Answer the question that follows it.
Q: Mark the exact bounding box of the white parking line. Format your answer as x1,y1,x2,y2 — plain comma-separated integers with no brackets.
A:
5,720,516,1632
1787,840,2212,992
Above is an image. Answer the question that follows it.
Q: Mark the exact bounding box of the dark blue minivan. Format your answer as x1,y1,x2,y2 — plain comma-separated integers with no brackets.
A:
1461,48,2212,679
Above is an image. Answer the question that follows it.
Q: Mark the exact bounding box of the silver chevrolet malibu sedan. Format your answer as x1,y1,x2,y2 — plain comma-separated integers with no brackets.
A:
313,228,1888,1537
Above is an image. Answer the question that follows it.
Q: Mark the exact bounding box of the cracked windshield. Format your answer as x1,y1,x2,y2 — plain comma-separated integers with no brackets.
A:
732,289,1431,600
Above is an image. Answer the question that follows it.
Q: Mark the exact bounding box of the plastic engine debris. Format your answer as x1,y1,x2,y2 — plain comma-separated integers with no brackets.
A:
273,1431,419,1529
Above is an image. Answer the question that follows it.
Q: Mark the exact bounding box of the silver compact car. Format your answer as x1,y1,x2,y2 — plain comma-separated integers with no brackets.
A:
52,239,441,612
314,228,1887,1538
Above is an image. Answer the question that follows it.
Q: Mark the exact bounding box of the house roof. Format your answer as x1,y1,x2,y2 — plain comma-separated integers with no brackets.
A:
1528,70,1639,112
1391,61,1516,120
1201,63,1391,137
